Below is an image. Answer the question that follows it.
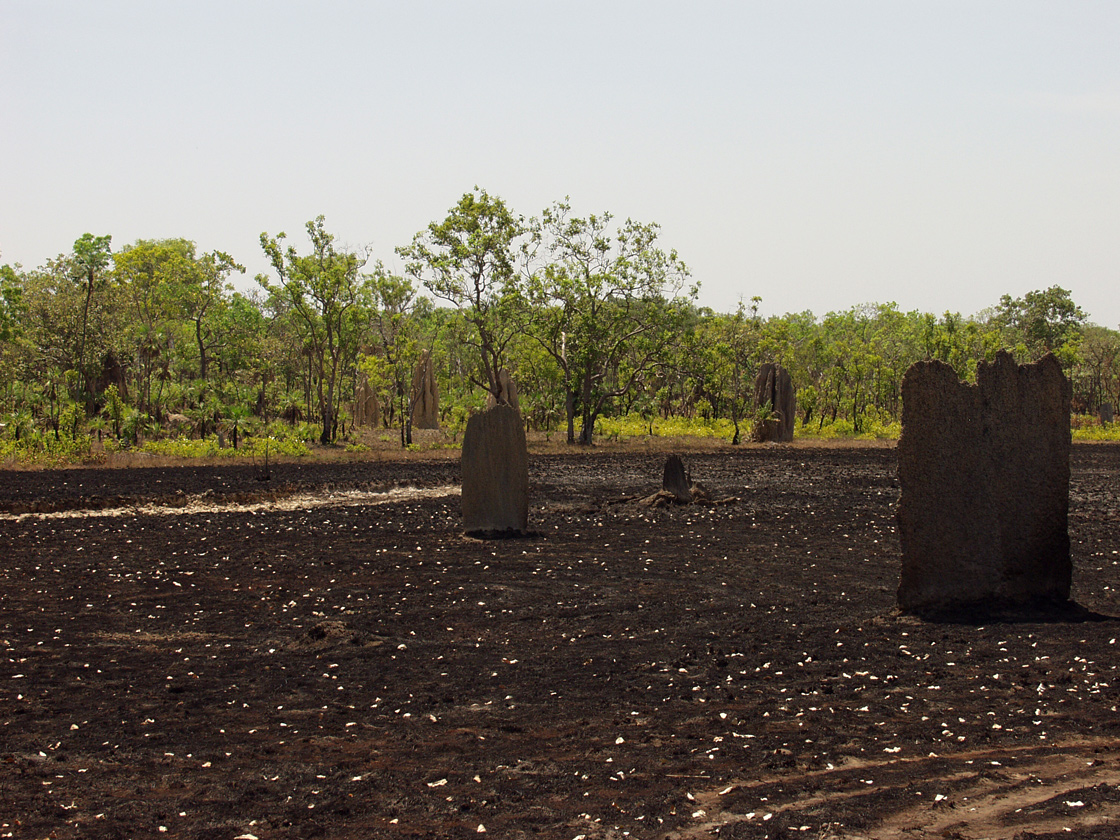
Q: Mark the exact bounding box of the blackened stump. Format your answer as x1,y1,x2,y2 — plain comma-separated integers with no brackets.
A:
662,454,692,504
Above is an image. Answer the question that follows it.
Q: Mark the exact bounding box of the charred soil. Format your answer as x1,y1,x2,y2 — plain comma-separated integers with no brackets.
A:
2,443,1120,839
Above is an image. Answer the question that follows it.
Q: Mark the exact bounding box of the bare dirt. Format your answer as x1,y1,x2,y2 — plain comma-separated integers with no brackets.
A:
2,443,1119,840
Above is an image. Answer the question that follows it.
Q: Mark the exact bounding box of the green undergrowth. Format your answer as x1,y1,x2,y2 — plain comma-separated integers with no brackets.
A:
0,431,94,467
594,414,736,441
4,413,1119,467
1072,421,1120,442
595,412,902,442
798,416,902,441
137,434,311,459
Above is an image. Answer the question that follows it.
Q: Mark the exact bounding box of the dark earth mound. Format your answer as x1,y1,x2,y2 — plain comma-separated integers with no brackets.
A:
2,443,1119,839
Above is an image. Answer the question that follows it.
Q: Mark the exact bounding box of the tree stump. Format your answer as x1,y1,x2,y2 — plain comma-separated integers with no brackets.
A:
662,454,692,504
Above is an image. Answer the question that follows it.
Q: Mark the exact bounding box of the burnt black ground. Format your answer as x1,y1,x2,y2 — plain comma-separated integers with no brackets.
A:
1,443,1119,839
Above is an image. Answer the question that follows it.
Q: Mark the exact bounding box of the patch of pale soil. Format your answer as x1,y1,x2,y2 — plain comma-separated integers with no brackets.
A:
0,484,460,520
674,738,1120,839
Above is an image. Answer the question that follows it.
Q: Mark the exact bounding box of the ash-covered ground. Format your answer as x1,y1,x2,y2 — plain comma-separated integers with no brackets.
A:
2,444,1119,839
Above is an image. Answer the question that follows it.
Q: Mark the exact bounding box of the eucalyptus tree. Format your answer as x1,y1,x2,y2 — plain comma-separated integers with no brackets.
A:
258,216,371,443
690,299,763,442
210,290,278,434
21,256,85,393
113,238,204,416
183,249,244,382
0,258,25,344
0,259,27,418
764,309,823,427
71,233,113,406
919,311,1001,382
526,199,694,444
1072,325,1120,414
995,285,1087,367
365,263,432,445
506,327,566,433
398,187,527,402
20,250,126,431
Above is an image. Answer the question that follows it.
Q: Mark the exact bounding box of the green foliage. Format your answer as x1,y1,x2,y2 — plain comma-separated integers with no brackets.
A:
595,413,735,440
259,216,370,444
1071,422,1120,442
526,199,695,444
799,415,901,440
996,285,1087,366
399,187,527,399
139,427,311,459
138,436,223,458
0,194,1110,462
0,260,25,343
103,384,124,437
0,408,93,464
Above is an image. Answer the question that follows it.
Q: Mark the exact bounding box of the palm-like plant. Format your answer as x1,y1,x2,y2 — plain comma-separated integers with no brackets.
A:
224,405,255,450
5,409,33,441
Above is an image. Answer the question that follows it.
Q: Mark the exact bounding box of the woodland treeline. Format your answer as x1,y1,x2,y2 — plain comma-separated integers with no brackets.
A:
0,188,1115,456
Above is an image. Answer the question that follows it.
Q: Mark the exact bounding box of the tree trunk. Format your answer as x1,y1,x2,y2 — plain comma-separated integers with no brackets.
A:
319,404,333,445
77,272,94,412
577,373,597,445
196,318,208,381
578,419,594,445
565,390,576,445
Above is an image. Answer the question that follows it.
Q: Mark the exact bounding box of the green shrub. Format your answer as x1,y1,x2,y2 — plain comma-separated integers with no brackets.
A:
595,413,736,440
1072,421,1120,442
0,427,93,465
138,431,311,459
798,414,900,440
140,437,222,458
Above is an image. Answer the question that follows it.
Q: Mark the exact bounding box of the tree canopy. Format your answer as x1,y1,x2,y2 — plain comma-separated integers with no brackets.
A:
1,193,1115,461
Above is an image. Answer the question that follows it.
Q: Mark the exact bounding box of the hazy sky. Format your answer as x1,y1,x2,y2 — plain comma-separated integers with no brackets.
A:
3,2,1118,325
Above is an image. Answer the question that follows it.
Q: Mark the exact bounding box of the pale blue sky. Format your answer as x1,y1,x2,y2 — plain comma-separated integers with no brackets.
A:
3,2,1118,325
